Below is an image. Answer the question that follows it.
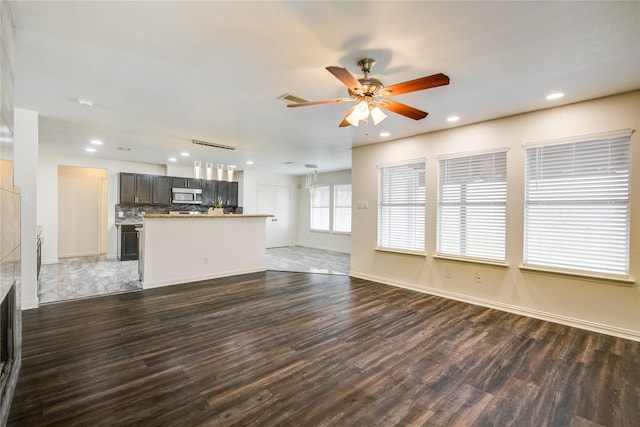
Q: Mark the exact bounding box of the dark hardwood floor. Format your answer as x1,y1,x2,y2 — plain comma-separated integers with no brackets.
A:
9,271,640,426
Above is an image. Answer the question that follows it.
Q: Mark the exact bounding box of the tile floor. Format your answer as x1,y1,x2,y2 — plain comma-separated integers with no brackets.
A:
38,255,141,304
38,246,351,304
266,246,350,275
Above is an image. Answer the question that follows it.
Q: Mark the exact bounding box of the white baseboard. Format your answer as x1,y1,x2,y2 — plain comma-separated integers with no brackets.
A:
58,251,102,258
349,271,640,342
21,299,38,310
142,267,266,289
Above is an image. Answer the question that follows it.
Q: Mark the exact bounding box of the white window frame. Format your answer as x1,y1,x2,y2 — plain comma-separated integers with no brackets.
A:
310,184,330,231
332,184,352,234
523,129,632,278
377,159,426,254
437,148,508,263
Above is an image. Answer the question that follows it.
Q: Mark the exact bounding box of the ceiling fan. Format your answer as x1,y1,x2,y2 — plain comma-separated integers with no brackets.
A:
287,58,449,127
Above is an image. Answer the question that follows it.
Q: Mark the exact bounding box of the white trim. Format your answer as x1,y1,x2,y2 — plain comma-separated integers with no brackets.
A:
433,254,508,268
522,128,633,149
349,271,640,342
22,299,39,310
519,264,635,286
377,157,427,169
142,267,265,289
375,247,427,257
436,145,510,161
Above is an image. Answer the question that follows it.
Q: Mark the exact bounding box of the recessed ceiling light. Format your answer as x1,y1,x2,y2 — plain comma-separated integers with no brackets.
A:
446,116,460,123
180,152,190,157
85,147,96,153
90,139,102,145
379,132,390,137
246,160,254,165
77,98,93,107
168,157,177,162
546,92,564,100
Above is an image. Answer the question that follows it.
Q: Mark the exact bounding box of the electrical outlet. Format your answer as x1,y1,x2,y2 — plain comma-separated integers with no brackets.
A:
118,211,124,218
475,273,481,283
444,268,452,279
204,256,210,265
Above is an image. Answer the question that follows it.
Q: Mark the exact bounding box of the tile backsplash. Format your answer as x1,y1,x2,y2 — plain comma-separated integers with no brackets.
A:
115,204,210,222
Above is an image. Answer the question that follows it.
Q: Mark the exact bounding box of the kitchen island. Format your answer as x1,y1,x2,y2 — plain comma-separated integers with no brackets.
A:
140,214,272,289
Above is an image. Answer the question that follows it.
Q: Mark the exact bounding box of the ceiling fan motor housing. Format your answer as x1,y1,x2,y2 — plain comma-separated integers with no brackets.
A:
349,58,384,100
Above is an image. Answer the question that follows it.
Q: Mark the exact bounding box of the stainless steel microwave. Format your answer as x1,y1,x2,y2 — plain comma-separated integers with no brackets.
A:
172,187,203,204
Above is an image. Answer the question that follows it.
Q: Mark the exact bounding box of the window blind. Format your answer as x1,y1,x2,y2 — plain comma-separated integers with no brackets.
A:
310,185,330,231
524,132,631,276
377,161,426,252
333,184,352,233
438,150,507,261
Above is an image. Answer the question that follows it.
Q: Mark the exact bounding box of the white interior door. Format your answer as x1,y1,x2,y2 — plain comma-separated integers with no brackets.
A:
256,184,290,248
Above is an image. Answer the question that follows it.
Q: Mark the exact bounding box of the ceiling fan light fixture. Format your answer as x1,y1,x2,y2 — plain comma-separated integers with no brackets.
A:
346,108,361,126
354,100,370,121
370,106,387,125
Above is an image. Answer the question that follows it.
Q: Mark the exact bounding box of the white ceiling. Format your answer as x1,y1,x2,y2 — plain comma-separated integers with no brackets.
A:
10,1,640,175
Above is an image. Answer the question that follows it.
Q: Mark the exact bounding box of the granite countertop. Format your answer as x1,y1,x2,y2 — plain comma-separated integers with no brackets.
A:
143,214,272,219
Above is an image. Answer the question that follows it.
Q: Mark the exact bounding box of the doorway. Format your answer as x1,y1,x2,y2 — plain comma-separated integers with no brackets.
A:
57,166,108,257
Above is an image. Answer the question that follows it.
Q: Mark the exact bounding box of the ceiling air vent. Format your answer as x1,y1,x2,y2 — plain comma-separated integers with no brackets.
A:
277,93,309,104
191,140,236,151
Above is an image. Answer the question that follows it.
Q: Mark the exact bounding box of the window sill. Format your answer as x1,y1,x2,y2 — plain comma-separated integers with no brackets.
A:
519,265,636,287
433,254,508,268
375,247,427,257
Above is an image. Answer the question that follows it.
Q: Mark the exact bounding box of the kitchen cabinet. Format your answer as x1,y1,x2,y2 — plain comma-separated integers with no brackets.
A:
217,181,238,207
120,224,139,261
171,177,202,189
119,173,153,204
202,180,216,206
152,176,171,205
201,180,238,207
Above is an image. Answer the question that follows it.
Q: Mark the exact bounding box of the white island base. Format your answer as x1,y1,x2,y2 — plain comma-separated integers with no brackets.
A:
141,215,271,289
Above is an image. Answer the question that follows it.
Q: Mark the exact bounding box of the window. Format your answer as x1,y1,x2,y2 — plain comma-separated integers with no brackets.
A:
437,149,507,262
524,130,631,276
333,184,352,233
310,185,330,231
377,160,426,253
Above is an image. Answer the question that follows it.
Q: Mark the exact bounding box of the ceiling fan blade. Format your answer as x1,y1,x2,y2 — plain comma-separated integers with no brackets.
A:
378,99,428,120
286,98,352,108
326,66,363,92
339,105,357,127
381,73,450,96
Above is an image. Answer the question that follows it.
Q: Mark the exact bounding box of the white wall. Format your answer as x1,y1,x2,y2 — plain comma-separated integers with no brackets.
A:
351,90,640,340
38,153,166,263
166,163,194,178
57,166,107,257
14,108,38,309
296,170,351,253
